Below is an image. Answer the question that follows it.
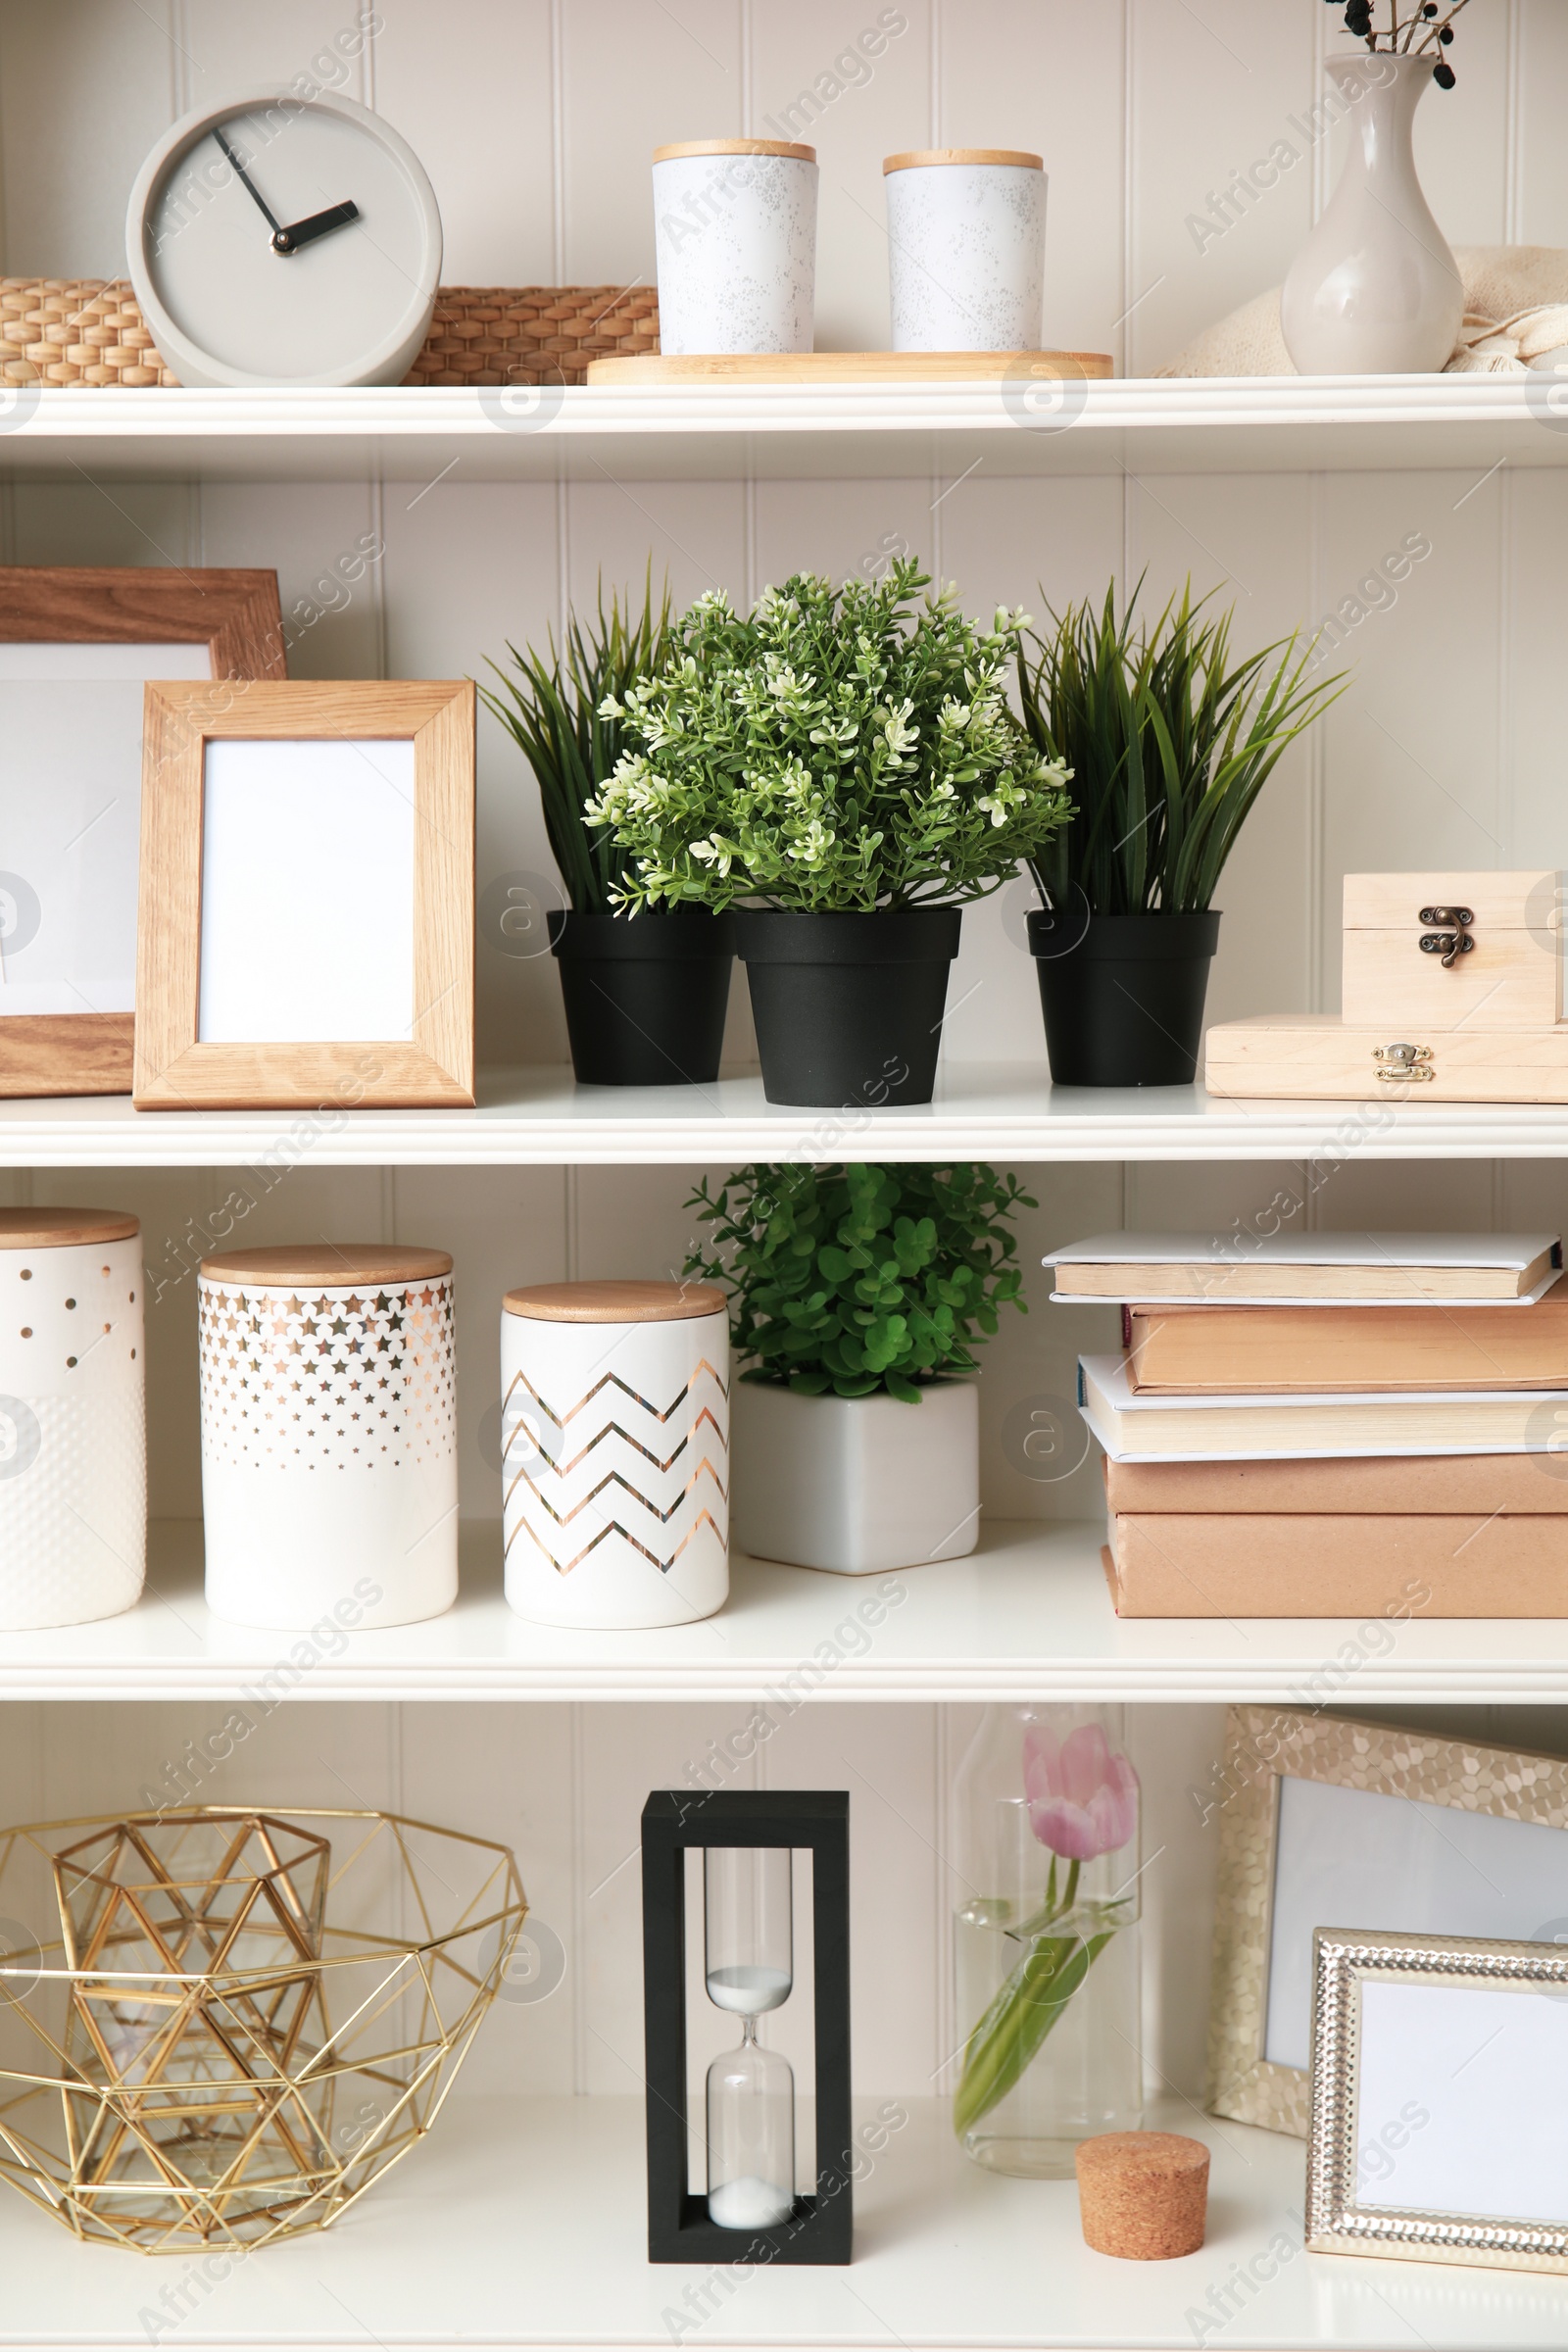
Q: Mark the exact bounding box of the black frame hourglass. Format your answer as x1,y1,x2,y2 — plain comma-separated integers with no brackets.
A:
640,1789,852,2265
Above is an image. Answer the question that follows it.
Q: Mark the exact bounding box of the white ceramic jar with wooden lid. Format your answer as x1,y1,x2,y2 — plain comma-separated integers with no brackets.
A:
652,139,818,355
0,1206,145,1629
198,1244,458,1631
882,148,1047,351
501,1280,729,1629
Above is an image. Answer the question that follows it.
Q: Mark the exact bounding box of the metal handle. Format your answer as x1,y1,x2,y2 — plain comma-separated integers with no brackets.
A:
1417,905,1474,967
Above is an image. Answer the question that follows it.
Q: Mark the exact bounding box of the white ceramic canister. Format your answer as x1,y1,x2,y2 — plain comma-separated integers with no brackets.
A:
0,1207,145,1629
198,1244,458,1631
501,1280,729,1629
883,148,1047,352
653,139,818,356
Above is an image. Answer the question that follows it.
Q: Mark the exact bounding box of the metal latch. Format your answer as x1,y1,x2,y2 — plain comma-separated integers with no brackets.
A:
1418,905,1474,967
1374,1042,1435,1083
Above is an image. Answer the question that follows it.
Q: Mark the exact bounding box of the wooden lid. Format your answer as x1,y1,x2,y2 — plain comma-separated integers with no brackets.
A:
883,146,1044,172
654,138,816,164
504,1280,728,1324
200,1244,453,1285
0,1207,139,1249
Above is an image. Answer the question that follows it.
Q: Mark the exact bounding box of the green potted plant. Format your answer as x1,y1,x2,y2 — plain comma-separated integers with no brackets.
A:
588,563,1071,1106
683,1159,1034,1573
1016,582,1344,1087
481,578,734,1086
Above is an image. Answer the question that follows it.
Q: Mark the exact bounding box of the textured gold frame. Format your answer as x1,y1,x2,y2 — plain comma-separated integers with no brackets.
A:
1307,1926,1568,2275
1205,1706,1568,2137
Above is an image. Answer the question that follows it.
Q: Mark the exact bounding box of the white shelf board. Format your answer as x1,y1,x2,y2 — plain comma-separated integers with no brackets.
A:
9,1517,1568,1703
11,1062,1568,1166
2,2093,1564,2352
0,376,1562,482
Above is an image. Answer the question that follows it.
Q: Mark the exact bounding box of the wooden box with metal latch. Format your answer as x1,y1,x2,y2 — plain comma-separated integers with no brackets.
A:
1205,871,1568,1102
1342,871,1561,1030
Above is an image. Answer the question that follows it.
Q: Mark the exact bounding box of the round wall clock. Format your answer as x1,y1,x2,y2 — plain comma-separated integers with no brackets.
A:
126,91,442,388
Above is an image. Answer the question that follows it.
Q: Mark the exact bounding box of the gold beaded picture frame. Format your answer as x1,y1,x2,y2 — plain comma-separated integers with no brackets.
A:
1307,1926,1568,2276
1204,1706,1568,2137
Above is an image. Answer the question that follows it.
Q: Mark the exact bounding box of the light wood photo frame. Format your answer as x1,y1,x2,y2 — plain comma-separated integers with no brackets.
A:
134,679,475,1110
0,567,284,1100
1205,1705,1568,2137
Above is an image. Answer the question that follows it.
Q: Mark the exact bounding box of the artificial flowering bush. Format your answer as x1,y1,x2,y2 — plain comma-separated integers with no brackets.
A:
682,1160,1035,1402
585,561,1072,913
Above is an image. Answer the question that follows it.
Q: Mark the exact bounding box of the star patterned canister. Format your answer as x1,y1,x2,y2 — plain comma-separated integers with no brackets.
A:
198,1245,458,1630
500,1280,729,1629
0,1207,145,1630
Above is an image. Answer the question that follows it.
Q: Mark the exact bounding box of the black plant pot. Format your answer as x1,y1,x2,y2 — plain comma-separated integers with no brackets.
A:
732,907,962,1107
1029,908,1221,1087
548,908,734,1087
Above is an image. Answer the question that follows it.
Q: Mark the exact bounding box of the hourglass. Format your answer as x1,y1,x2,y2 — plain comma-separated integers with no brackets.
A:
641,1789,852,2265
705,1845,795,2228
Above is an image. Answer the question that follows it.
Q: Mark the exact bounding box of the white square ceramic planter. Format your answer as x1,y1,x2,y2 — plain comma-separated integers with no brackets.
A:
198,1244,459,1631
0,1207,145,1629
731,1379,979,1575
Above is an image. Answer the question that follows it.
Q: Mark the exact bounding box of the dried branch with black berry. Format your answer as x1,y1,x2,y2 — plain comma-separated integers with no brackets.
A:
1326,0,1472,87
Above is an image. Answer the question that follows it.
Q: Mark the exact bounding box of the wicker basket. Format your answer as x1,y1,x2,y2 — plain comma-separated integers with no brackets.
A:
0,279,661,389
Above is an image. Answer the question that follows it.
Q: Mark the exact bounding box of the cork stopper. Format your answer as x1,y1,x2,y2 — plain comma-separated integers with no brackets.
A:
504,1280,727,1324
200,1244,452,1286
1075,2132,1209,2261
0,1207,140,1249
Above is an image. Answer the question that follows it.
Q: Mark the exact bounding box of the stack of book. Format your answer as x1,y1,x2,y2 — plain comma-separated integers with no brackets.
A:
1050,1232,1568,1618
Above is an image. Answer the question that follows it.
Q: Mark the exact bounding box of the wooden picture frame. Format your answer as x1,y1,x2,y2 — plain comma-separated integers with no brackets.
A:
134,679,475,1110
1205,1705,1568,2138
0,566,284,1099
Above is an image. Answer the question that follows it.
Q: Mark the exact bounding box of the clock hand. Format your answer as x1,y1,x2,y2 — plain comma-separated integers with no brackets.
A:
213,127,286,240
272,200,361,256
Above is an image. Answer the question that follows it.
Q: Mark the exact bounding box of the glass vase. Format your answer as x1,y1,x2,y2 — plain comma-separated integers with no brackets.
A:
952,1703,1142,2177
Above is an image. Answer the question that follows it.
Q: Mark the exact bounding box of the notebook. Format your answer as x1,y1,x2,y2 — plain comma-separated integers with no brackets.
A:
1079,1353,1568,1461
1050,1232,1561,1306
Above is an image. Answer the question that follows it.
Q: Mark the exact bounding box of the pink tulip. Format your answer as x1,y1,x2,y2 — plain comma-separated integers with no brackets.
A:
1023,1722,1139,1861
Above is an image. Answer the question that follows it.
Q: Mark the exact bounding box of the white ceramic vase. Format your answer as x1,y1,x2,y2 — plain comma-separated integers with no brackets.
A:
198,1244,459,1631
731,1379,979,1574
0,1208,145,1629
653,139,818,356
501,1280,730,1629
883,148,1046,352
1281,54,1461,376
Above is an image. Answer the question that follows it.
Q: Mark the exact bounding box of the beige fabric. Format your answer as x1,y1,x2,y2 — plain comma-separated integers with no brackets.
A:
1159,246,1568,377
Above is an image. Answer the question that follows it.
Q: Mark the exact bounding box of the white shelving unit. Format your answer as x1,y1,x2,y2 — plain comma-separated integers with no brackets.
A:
8,6,1568,2345
3,1518,1565,1704
0,374,1562,481
9,1066,1568,1166
7,2094,1564,2352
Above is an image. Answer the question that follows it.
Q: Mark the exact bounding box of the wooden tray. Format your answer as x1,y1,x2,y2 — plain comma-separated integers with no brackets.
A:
586,350,1113,384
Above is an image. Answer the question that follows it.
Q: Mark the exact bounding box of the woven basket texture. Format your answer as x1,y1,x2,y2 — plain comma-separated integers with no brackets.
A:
0,280,660,388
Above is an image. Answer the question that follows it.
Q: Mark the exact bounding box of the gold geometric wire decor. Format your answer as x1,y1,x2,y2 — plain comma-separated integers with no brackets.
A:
0,1807,526,2254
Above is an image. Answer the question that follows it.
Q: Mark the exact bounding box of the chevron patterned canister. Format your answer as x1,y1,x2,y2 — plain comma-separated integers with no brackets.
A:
500,1280,730,1629
198,1244,459,1631
0,1207,145,1630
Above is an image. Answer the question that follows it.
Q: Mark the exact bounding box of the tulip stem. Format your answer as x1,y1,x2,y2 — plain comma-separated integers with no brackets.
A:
954,1864,1122,2140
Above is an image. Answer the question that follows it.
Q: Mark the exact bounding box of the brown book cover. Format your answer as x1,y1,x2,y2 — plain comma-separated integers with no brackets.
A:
1124,1277,1568,1395
1105,1513,1568,1618
1102,1451,1568,1514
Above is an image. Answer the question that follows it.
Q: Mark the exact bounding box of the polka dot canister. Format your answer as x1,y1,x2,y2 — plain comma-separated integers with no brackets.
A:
501,1280,729,1630
198,1245,458,1631
0,1207,145,1630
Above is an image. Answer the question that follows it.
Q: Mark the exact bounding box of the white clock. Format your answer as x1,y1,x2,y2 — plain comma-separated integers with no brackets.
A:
126,91,442,388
